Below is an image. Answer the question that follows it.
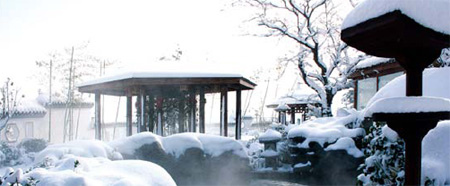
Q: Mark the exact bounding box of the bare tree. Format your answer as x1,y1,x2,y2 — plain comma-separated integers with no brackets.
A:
246,0,364,116
0,78,22,131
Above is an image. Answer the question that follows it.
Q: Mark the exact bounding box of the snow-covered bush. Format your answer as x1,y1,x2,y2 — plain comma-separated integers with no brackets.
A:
0,142,21,167
357,122,405,185
18,138,48,153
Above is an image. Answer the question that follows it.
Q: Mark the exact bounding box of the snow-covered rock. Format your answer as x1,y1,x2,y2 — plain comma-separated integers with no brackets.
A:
287,110,365,147
342,0,450,35
258,129,282,143
324,137,364,158
36,140,123,164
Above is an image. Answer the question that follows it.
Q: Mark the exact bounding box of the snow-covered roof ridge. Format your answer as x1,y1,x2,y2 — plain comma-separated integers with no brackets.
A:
78,71,245,87
342,0,450,35
353,57,395,70
364,96,450,117
13,99,47,117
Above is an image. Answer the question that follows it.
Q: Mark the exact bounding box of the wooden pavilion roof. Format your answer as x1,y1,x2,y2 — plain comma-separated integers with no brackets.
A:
77,71,256,96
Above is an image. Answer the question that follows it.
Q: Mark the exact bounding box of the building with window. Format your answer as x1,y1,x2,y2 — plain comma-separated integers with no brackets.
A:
1,94,94,144
349,57,404,110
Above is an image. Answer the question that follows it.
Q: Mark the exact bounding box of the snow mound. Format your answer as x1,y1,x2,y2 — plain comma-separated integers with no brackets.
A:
364,96,450,117
422,120,450,185
109,132,247,159
342,0,450,35
324,137,364,158
108,132,161,156
288,110,365,147
10,157,176,186
367,66,450,106
259,129,282,143
36,140,123,164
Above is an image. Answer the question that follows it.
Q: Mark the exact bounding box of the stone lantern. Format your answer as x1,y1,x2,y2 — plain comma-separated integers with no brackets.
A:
259,129,282,170
341,2,450,185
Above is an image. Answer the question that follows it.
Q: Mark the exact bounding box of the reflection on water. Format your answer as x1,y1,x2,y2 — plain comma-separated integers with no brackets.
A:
249,179,306,186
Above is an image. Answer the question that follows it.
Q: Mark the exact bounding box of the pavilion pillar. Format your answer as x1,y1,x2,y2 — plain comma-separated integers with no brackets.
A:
220,87,228,137
178,94,185,133
94,93,102,140
126,95,133,136
139,89,147,132
290,107,296,124
148,94,155,133
156,96,164,136
188,88,197,132
235,89,242,140
199,87,206,133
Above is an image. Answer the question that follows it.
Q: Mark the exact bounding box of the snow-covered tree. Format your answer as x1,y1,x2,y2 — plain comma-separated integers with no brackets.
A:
245,0,364,116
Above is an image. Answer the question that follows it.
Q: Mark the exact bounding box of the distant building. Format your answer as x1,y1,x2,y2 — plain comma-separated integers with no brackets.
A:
267,83,320,124
348,57,404,110
1,94,94,144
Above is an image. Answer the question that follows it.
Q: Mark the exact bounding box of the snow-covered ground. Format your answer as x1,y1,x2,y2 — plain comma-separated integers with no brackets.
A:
0,132,248,185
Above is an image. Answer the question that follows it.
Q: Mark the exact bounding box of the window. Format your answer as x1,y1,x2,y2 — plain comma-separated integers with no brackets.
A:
357,77,377,110
25,122,34,138
5,123,19,142
378,72,403,90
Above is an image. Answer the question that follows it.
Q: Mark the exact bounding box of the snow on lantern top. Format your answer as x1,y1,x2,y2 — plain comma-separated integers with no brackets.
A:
342,0,450,35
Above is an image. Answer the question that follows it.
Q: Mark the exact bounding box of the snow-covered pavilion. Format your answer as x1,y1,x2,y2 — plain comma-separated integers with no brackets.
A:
267,83,320,124
78,71,256,140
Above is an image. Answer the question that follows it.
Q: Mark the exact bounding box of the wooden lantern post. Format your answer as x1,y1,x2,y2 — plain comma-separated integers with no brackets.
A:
342,11,450,185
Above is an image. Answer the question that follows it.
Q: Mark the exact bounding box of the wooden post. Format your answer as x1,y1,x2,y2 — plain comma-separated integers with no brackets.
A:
178,94,185,133
156,96,164,136
235,89,242,140
139,89,146,132
290,107,296,124
94,93,101,140
126,95,132,136
148,94,155,133
406,68,423,96
199,87,206,133
220,87,228,136
189,88,197,132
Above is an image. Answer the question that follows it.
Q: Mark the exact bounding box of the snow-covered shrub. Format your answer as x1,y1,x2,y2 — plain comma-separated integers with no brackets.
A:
357,122,405,185
18,138,48,153
0,142,21,167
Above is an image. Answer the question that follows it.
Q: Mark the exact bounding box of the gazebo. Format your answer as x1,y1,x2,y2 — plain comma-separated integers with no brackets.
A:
78,71,256,140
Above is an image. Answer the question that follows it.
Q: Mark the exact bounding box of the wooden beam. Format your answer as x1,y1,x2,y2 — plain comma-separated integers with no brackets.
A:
94,93,102,140
188,88,197,132
290,107,296,124
199,87,206,133
148,94,155,133
139,89,146,132
126,95,132,136
178,94,185,133
156,96,164,136
235,89,242,140
220,87,228,136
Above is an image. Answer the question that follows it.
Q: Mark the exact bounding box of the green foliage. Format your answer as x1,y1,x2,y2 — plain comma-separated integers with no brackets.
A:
18,139,48,153
357,122,405,185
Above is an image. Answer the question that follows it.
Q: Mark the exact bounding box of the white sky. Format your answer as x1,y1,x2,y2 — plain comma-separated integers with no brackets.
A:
0,0,354,122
